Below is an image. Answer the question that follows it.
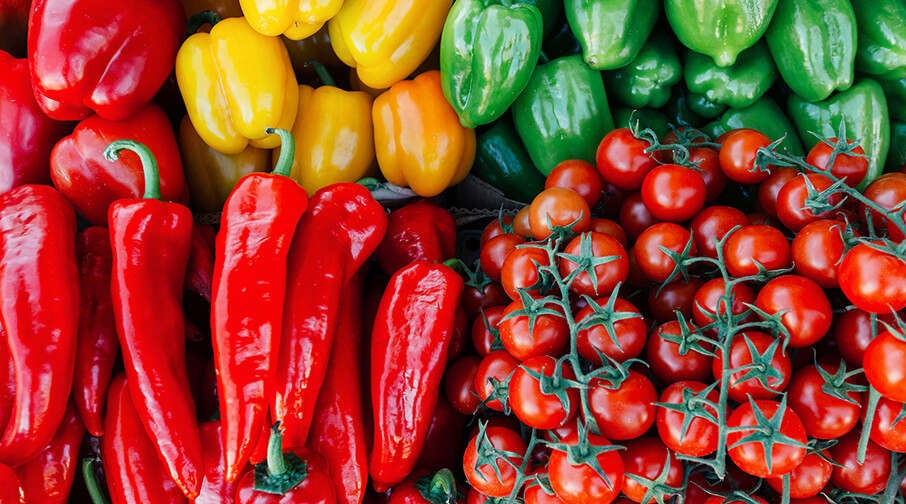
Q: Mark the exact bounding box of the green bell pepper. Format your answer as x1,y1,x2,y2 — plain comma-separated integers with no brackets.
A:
684,41,777,109
611,106,672,139
665,0,779,67
564,0,660,70
853,1,906,80
701,95,803,154
440,0,544,129
512,54,614,175
888,119,906,172
765,0,856,103
602,32,681,109
687,91,728,118
878,76,906,122
472,115,547,203
517,0,561,36
787,78,890,189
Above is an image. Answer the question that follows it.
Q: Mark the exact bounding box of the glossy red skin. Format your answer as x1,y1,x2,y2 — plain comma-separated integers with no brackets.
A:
864,331,906,403
600,182,628,218
834,309,896,365
862,394,906,453
235,451,337,504
839,242,906,313
641,164,707,222
102,374,188,503
632,223,695,284
860,173,906,241
509,356,578,429
596,127,661,191
547,159,604,207
0,461,16,504
766,452,832,498
0,186,78,467
471,306,505,357
0,52,72,195
690,206,750,259
718,130,773,184
559,232,629,298
50,103,189,226
529,188,591,240
499,298,568,361
462,283,509,322
481,216,515,247
463,426,527,498
387,469,463,504
755,275,832,348
185,223,216,303
474,350,520,412
0,337,12,439
308,275,368,504
704,496,768,504
621,437,682,504
576,297,647,364
27,0,185,120
689,147,726,203
776,173,845,232
647,321,713,384
415,396,468,471
588,219,628,249
445,356,481,415
72,227,119,438
375,199,457,275
212,172,309,481
791,220,847,288
758,167,799,218
713,332,791,402
656,381,719,457
787,364,860,440
626,247,653,288
448,307,469,361
806,138,868,187
619,192,660,242
683,473,723,504
481,234,525,282
648,277,705,323
110,195,202,497
723,225,791,278
829,430,891,495
274,183,387,449
513,206,533,238
194,421,242,504
548,432,623,504
501,246,550,301
726,399,807,478
524,469,566,504
14,402,84,503
692,278,757,329
587,370,657,440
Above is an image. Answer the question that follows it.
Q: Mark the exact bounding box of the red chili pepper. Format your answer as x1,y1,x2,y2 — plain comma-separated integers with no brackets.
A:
100,373,188,504
0,461,18,504
361,274,388,455
273,182,387,449
107,139,203,498
369,260,465,492
415,396,468,472
374,199,457,275
194,420,243,504
50,102,189,227
212,128,309,481
308,270,368,504
27,0,185,121
235,424,337,504
73,226,119,438
0,50,72,195
386,469,462,504
0,184,79,467
186,223,216,303
14,402,85,503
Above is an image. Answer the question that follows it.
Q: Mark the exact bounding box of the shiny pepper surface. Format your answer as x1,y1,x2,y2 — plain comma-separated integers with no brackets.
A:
240,0,344,40
373,71,476,197
603,32,682,110
564,0,660,70
853,1,906,80
176,16,299,154
684,41,777,109
329,0,453,89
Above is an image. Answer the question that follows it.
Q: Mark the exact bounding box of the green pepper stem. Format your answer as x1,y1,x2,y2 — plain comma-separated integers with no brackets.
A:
186,10,222,36
306,60,336,87
267,422,288,477
104,140,162,200
266,128,296,179
82,458,111,504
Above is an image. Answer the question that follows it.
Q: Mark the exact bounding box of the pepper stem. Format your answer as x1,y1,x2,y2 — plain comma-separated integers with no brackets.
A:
186,10,222,36
82,457,111,504
266,128,296,179
306,60,336,87
416,468,458,504
267,422,288,476
104,140,162,200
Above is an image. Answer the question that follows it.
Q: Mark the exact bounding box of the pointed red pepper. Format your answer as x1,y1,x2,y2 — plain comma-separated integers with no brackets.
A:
374,199,457,275
0,461,17,503
107,139,203,498
194,419,244,504
14,402,85,503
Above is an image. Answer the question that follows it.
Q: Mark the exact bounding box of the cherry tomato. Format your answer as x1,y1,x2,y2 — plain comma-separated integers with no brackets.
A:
862,393,906,453
621,437,683,504
501,246,551,301
687,147,726,203
587,369,657,440
863,330,906,403
463,426,527,498
513,206,533,239
481,216,515,247
723,225,791,278
448,307,470,361
833,308,897,365
839,242,906,313
641,164,707,222
462,283,509,323
529,188,591,240
647,320,713,384
575,297,647,364
713,332,791,403
472,305,505,357
806,137,869,188
829,429,891,495
755,275,832,348
691,278,757,329
547,159,604,208
633,223,695,283
791,220,847,288
548,431,624,504
481,234,525,282
499,297,569,361
558,232,629,298
596,127,662,191
524,470,565,504
776,173,845,232
656,380,719,457
716,128,756,145
619,192,661,242
726,399,807,478
466,487,493,504
765,452,832,499
787,364,861,439
689,206,750,259
719,130,773,184
474,350,520,412
588,218,628,250
445,356,481,415
647,276,705,323
861,173,906,242
509,356,579,430
758,167,800,219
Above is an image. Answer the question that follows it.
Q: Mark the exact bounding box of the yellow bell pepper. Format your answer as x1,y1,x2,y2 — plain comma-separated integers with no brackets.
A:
328,0,452,89
176,15,298,154
373,70,476,197
178,115,271,214
240,0,343,40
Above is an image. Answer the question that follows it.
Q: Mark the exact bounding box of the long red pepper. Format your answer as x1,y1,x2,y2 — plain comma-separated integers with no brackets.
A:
107,139,203,498
309,270,368,504
14,402,85,503
369,260,464,492
0,462,17,503
273,182,387,449
0,184,79,467
193,420,242,504
100,373,188,504
373,199,457,275
73,226,118,438
212,128,309,482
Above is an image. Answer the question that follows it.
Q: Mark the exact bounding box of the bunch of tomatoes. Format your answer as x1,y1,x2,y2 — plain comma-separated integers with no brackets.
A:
443,120,906,504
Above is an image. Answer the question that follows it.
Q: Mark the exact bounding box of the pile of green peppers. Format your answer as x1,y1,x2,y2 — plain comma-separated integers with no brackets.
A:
440,0,906,198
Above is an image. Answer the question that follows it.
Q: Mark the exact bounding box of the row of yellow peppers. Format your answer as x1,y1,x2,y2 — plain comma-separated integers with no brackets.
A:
175,0,476,211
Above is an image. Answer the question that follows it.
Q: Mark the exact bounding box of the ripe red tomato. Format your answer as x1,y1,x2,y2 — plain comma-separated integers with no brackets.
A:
656,381,719,457
575,297,647,364
647,320,713,384
691,278,757,329
445,356,482,415
829,429,891,495
647,276,705,323
588,218,629,249
471,305,505,357
754,275,832,348
689,206,750,259
513,206,533,239
463,425,527,498
726,399,807,478
619,192,661,242
791,220,847,288
713,332,791,403
806,137,869,188
787,364,861,439
765,452,832,499
689,147,726,203
523,469,564,504
499,297,568,361
500,245,550,301
758,167,799,218
558,232,629,298
775,173,845,232
548,431,624,504
480,233,525,282
833,308,898,365
723,225,791,278
529,188,591,240
860,173,906,241
838,242,906,313
481,216,515,247
863,330,906,403
508,356,578,430
546,159,605,208
718,130,773,184
862,393,906,453
621,437,683,504
587,369,657,440
632,223,695,283
640,164,707,222
596,127,662,191
474,350,520,412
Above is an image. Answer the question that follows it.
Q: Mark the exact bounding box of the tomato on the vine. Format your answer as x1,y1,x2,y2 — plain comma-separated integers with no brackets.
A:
833,308,898,366
766,452,832,499
619,192,661,242
587,369,657,440
689,205,749,259
596,127,662,191
689,147,726,203
588,218,629,249
640,164,707,222
646,320,713,384
755,275,832,348
723,225,791,278
500,245,550,301
472,305,505,357
863,330,906,403
632,223,695,283
558,232,628,298
474,350,520,412
546,159,605,208
828,430,891,495
775,173,845,232
860,173,906,242
691,278,757,329
529,188,591,240
575,297,647,364
713,332,791,402
523,469,563,504
806,137,868,188
508,356,578,430
718,129,773,184
481,216,515,247
499,297,568,361
786,364,861,439
647,276,705,323
620,437,683,504
791,219,847,289
656,380,720,457
481,233,525,282
862,393,906,453
758,167,800,218
548,431,624,504
462,283,509,322
838,242,906,313
513,206,533,239
726,399,807,478
463,425,528,498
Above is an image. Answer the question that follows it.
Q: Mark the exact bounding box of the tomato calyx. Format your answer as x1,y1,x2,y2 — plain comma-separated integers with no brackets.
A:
518,355,584,417
740,303,792,350
725,334,787,395
470,421,525,487
501,290,564,343
557,232,624,296
575,282,643,352
479,309,506,354
726,396,809,476
545,422,624,489
624,449,684,504
415,468,462,504
805,438,845,470
654,381,720,444
816,359,868,406
656,235,698,287
658,312,716,358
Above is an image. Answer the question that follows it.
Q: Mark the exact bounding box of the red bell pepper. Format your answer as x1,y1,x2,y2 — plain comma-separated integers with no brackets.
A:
0,184,79,467
14,402,85,503
50,102,188,226
308,271,368,504
273,183,387,449
107,139,203,498
186,223,216,303
369,260,464,492
101,373,189,504
415,395,468,472
212,128,309,481
0,461,17,504
27,0,185,121
0,51,72,195
386,469,462,504
194,420,243,504
0,0,28,57
72,227,119,438
374,199,457,275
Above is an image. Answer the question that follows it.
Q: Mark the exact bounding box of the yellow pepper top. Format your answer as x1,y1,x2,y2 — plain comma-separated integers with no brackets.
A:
239,0,344,40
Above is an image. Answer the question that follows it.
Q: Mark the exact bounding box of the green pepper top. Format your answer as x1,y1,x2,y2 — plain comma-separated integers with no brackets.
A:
564,0,660,70
853,1,906,80
603,32,682,110
684,41,777,109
